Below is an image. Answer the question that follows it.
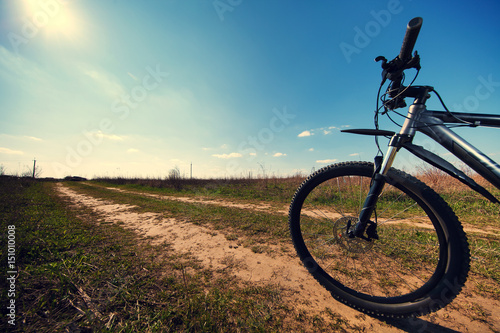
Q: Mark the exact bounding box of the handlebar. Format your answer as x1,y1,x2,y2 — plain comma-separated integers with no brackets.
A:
399,17,423,62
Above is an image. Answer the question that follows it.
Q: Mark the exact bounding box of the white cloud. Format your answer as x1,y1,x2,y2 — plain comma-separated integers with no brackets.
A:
298,125,344,138
0,134,43,142
127,72,139,81
349,153,360,156
0,147,24,155
298,130,313,137
0,46,39,81
127,148,139,153
203,144,229,151
148,88,193,113
273,152,286,157
0,46,62,98
25,136,43,141
316,159,337,164
212,152,242,159
82,68,125,98
94,132,125,141
308,148,314,151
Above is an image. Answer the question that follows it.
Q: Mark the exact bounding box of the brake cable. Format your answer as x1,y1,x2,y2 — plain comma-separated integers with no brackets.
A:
432,89,478,127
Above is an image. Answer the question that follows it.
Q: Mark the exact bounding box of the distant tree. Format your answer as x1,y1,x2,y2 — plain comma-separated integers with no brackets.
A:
168,166,182,190
21,164,43,178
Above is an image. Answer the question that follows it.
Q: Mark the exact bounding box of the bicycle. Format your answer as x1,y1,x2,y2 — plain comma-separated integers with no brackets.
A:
288,17,500,318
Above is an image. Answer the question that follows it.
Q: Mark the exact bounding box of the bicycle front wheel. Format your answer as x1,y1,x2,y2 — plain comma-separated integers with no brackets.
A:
289,162,470,318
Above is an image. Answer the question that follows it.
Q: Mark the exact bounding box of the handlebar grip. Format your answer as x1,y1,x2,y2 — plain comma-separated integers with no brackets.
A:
399,17,423,61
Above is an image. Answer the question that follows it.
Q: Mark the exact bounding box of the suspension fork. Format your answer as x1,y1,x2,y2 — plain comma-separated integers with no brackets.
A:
350,143,401,238
350,101,427,239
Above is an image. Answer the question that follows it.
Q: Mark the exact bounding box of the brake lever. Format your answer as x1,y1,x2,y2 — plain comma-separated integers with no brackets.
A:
375,56,388,85
375,56,388,68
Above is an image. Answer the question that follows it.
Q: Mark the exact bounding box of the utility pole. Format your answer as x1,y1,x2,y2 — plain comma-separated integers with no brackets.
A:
190,162,192,179
32,158,36,178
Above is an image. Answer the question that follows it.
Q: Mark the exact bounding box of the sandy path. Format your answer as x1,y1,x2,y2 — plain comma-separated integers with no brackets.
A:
56,183,499,332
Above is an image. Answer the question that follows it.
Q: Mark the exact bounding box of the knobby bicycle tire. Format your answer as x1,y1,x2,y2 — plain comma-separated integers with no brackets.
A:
289,162,470,318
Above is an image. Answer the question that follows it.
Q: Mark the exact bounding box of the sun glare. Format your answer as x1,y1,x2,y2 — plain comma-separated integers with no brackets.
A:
20,0,82,41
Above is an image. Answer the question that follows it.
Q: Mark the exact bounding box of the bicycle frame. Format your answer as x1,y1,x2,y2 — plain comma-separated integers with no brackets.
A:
417,111,500,190
349,85,500,237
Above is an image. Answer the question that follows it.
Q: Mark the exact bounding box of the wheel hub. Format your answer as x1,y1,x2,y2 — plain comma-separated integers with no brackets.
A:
333,217,374,253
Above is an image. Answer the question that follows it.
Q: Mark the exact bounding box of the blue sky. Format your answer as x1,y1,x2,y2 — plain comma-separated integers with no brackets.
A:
1,0,499,178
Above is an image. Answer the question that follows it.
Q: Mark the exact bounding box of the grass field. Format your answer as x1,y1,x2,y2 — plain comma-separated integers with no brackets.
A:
93,172,500,297
0,170,499,332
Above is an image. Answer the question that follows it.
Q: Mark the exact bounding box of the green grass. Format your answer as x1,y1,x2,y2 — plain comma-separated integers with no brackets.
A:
92,176,303,204
94,172,500,227
66,181,291,243
0,177,353,332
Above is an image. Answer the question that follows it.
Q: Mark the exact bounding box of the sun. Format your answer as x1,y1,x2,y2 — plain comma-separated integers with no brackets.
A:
20,0,82,40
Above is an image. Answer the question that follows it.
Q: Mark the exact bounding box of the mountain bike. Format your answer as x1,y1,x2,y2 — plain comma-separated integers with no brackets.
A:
288,17,500,318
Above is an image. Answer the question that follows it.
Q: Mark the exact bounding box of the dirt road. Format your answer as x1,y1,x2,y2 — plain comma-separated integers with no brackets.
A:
56,183,500,332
